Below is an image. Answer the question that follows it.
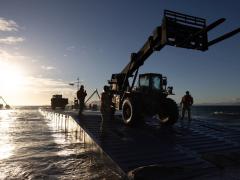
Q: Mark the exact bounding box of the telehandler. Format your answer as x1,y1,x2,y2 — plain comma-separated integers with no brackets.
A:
102,10,239,126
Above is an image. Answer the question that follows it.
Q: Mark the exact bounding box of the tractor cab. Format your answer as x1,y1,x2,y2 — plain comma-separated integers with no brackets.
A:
138,73,173,95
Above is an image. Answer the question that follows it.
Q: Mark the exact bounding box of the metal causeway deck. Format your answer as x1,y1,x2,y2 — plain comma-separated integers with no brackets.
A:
42,109,240,179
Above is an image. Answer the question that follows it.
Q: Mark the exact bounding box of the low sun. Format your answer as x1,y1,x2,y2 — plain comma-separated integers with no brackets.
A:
0,61,25,94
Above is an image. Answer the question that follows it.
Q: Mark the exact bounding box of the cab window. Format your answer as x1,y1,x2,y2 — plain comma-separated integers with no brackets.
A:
139,76,149,87
152,76,161,90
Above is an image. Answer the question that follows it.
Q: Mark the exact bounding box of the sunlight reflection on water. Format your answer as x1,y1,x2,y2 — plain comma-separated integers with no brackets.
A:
44,112,89,157
0,109,121,179
0,110,14,160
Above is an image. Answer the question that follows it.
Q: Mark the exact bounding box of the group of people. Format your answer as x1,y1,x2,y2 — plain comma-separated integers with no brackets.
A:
76,85,114,116
76,85,194,121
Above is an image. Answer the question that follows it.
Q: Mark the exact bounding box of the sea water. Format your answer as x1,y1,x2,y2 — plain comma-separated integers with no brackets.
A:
0,108,120,179
192,105,240,120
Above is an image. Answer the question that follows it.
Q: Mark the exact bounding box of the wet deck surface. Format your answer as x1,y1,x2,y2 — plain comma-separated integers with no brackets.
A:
49,110,240,179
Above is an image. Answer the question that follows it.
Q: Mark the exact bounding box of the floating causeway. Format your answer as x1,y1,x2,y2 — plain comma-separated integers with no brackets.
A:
41,109,240,179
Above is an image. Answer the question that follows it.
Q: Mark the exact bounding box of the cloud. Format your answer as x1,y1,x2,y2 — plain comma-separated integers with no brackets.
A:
0,49,26,62
0,18,19,31
0,49,43,64
31,59,38,63
66,46,75,51
0,36,25,44
234,98,240,103
0,49,38,69
41,65,56,71
24,76,73,94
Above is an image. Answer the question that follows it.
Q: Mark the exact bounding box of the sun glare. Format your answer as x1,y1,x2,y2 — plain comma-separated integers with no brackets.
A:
0,61,26,93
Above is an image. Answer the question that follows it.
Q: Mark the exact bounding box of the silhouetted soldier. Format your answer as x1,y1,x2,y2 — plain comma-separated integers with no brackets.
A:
77,85,87,115
180,91,194,120
100,86,115,136
100,86,113,114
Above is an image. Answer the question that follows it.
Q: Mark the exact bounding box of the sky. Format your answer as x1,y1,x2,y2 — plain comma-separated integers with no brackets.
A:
0,0,239,105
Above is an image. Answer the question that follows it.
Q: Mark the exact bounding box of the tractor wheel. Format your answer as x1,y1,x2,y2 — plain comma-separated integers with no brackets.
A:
158,98,178,126
122,98,140,125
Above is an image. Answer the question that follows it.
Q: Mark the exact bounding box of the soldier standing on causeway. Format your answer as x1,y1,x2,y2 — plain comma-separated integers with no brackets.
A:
180,91,194,121
100,86,115,137
77,85,87,115
100,86,114,116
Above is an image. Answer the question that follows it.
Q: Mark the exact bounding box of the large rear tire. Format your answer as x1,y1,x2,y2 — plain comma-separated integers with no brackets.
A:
158,98,178,126
122,98,140,125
